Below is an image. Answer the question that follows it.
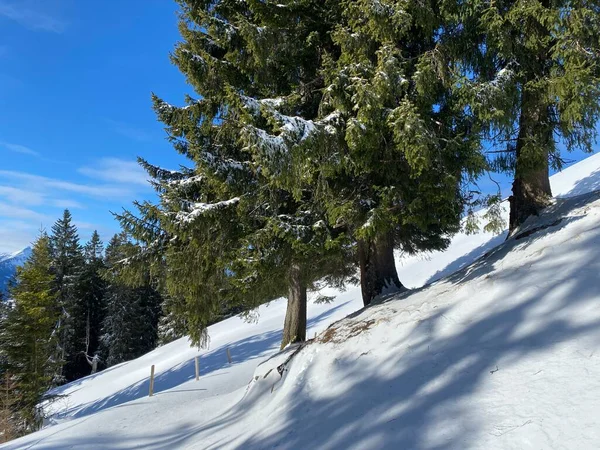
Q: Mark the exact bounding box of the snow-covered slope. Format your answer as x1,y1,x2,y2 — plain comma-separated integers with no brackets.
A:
4,153,600,449
0,247,31,296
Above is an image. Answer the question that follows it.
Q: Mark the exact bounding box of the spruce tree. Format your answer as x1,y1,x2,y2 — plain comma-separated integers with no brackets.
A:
49,210,84,382
0,291,19,441
157,295,188,346
70,231,106,377
242,0,485,305
118,0,354,348
0,234,61,432
100,234,162,367
447,0,600,232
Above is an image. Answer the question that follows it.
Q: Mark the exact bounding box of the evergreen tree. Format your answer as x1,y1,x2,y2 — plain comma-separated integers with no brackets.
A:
157,295,188,346
0,234,61,432
100,234,162,367
242,0,485,304
70,231,106,378
118,0,354,348
0,291,19,442
0,371,19,443
49,210,84,382
447,0,600,232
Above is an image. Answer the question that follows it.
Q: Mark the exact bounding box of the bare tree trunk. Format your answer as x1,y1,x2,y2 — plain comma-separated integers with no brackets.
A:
358,231,404,306
509,94,553,233
281,263,307,349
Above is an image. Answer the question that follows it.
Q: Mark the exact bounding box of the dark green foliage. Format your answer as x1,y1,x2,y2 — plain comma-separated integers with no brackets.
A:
157,295,188,346
69,231,107,379
100,234,162,367
294,0,485,250
118,0,355,347
239,0,486,303
0,234,60,433
49,210,84,382
444,0,600,229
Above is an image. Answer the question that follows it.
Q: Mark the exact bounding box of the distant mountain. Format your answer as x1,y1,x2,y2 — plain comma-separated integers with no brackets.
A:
0,247,32,297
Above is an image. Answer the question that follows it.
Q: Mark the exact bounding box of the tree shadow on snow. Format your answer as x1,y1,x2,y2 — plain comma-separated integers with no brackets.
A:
558,166,600,198
51,301,351,422
424,232,507,286
23,193,600,449
56,189,600,449
427,191,600,289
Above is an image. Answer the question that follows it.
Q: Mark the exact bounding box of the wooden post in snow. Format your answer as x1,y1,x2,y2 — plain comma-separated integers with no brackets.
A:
226,348,232,364
149,365,155,397
195,356,200,381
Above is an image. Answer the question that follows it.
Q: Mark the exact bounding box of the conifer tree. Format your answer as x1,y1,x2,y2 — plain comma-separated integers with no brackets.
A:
100,234,162,367
49,210,84,382
241,0,485,305
70,231,106,378
157,295,188,346
0,291,18,441
118,0,354,348
0,234,61,432
447,0,600,232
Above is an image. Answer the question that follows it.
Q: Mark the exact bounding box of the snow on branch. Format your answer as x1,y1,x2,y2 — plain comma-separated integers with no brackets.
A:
240,94,342,160
175,197,240,224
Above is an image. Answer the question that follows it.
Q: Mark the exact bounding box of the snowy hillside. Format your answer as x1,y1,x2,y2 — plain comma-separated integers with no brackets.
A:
0,247,32,296
4,153,600,449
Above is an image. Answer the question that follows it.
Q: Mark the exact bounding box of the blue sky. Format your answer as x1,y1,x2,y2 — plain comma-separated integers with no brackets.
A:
0,0,189,253
0,0,597,254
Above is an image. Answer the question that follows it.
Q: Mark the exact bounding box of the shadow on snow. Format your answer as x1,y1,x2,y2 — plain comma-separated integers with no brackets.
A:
51,301,351,422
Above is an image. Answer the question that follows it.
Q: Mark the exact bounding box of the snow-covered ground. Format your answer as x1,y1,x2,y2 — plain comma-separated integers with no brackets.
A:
5,153,600,449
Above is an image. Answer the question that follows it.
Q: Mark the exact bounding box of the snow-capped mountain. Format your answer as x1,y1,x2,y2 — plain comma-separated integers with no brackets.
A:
0,247,32,297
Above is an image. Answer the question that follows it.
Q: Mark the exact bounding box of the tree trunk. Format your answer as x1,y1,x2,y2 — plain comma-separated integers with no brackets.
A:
358,231,404,307
509,93,553,234
280,263,307,349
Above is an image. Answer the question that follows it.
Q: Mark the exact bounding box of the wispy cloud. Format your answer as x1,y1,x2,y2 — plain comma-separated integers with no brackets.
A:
0,185,86,210
0,201,50,222
0,141,40,157
0,158,154,253
0,170,137,199
0,185,44,205
0,1,66,33
78,158,150,188
52,199,85,209
108,120,154,142
0,220,39,253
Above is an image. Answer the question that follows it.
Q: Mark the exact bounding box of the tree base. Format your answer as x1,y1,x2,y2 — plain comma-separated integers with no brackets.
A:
359,231,404,306
281,264,307,349
509,168,552,234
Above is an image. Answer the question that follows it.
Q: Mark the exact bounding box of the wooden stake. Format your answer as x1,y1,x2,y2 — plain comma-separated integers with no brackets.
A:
195,356,200,381
226,347,232,364
149,365,155,397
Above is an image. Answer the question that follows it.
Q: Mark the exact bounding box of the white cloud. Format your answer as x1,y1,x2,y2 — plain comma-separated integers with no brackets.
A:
78,158,150,188
0,185,44,205
0,1,66,33
0,157,156,252
0,141,40,157
0,186,86,210
52,199,85,209
0,220,39,254
0,201,50,222
0,170,137,199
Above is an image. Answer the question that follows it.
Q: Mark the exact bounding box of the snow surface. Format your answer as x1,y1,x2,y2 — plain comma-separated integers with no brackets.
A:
4,153,600,449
